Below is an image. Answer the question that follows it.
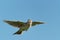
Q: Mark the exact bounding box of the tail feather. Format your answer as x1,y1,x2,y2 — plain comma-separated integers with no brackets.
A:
13,31,22,35
13,29,23,35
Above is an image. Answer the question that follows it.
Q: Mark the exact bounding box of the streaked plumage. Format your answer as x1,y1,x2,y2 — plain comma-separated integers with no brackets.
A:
4,19,44,35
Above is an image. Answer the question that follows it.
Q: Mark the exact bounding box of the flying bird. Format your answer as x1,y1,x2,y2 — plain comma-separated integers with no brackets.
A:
4,19,44,35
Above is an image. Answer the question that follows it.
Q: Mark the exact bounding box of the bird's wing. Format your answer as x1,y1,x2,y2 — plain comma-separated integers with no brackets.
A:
4,20,25,28
32,21,44,26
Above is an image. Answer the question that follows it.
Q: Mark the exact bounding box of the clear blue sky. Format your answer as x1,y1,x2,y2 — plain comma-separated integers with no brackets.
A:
0,0,60,40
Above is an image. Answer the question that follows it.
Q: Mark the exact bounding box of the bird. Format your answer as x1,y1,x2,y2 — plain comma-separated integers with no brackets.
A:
4,19,44,35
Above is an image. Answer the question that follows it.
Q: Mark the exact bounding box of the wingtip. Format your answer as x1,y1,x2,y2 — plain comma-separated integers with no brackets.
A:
3,20,9,22
39,21,46,24
3,20,11,24
42,22,47,24
3,20,7,22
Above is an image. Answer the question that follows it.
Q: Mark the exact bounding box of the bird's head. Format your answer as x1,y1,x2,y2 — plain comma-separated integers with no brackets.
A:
27,19,32,23
27,19,32,27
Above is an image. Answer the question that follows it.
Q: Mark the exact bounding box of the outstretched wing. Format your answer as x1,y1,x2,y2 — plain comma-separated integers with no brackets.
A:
4,20,25,28
32,22,44,26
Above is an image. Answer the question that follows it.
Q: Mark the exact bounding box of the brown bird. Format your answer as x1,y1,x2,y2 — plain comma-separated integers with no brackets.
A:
4,19,44,35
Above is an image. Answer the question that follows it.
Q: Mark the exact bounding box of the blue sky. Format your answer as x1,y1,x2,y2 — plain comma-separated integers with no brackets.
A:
0,0,60,40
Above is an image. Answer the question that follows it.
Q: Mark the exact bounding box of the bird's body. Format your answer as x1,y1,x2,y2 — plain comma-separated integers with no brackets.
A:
4,19,44,35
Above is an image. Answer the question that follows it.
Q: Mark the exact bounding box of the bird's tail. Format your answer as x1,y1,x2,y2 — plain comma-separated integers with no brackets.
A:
13,29,23,35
